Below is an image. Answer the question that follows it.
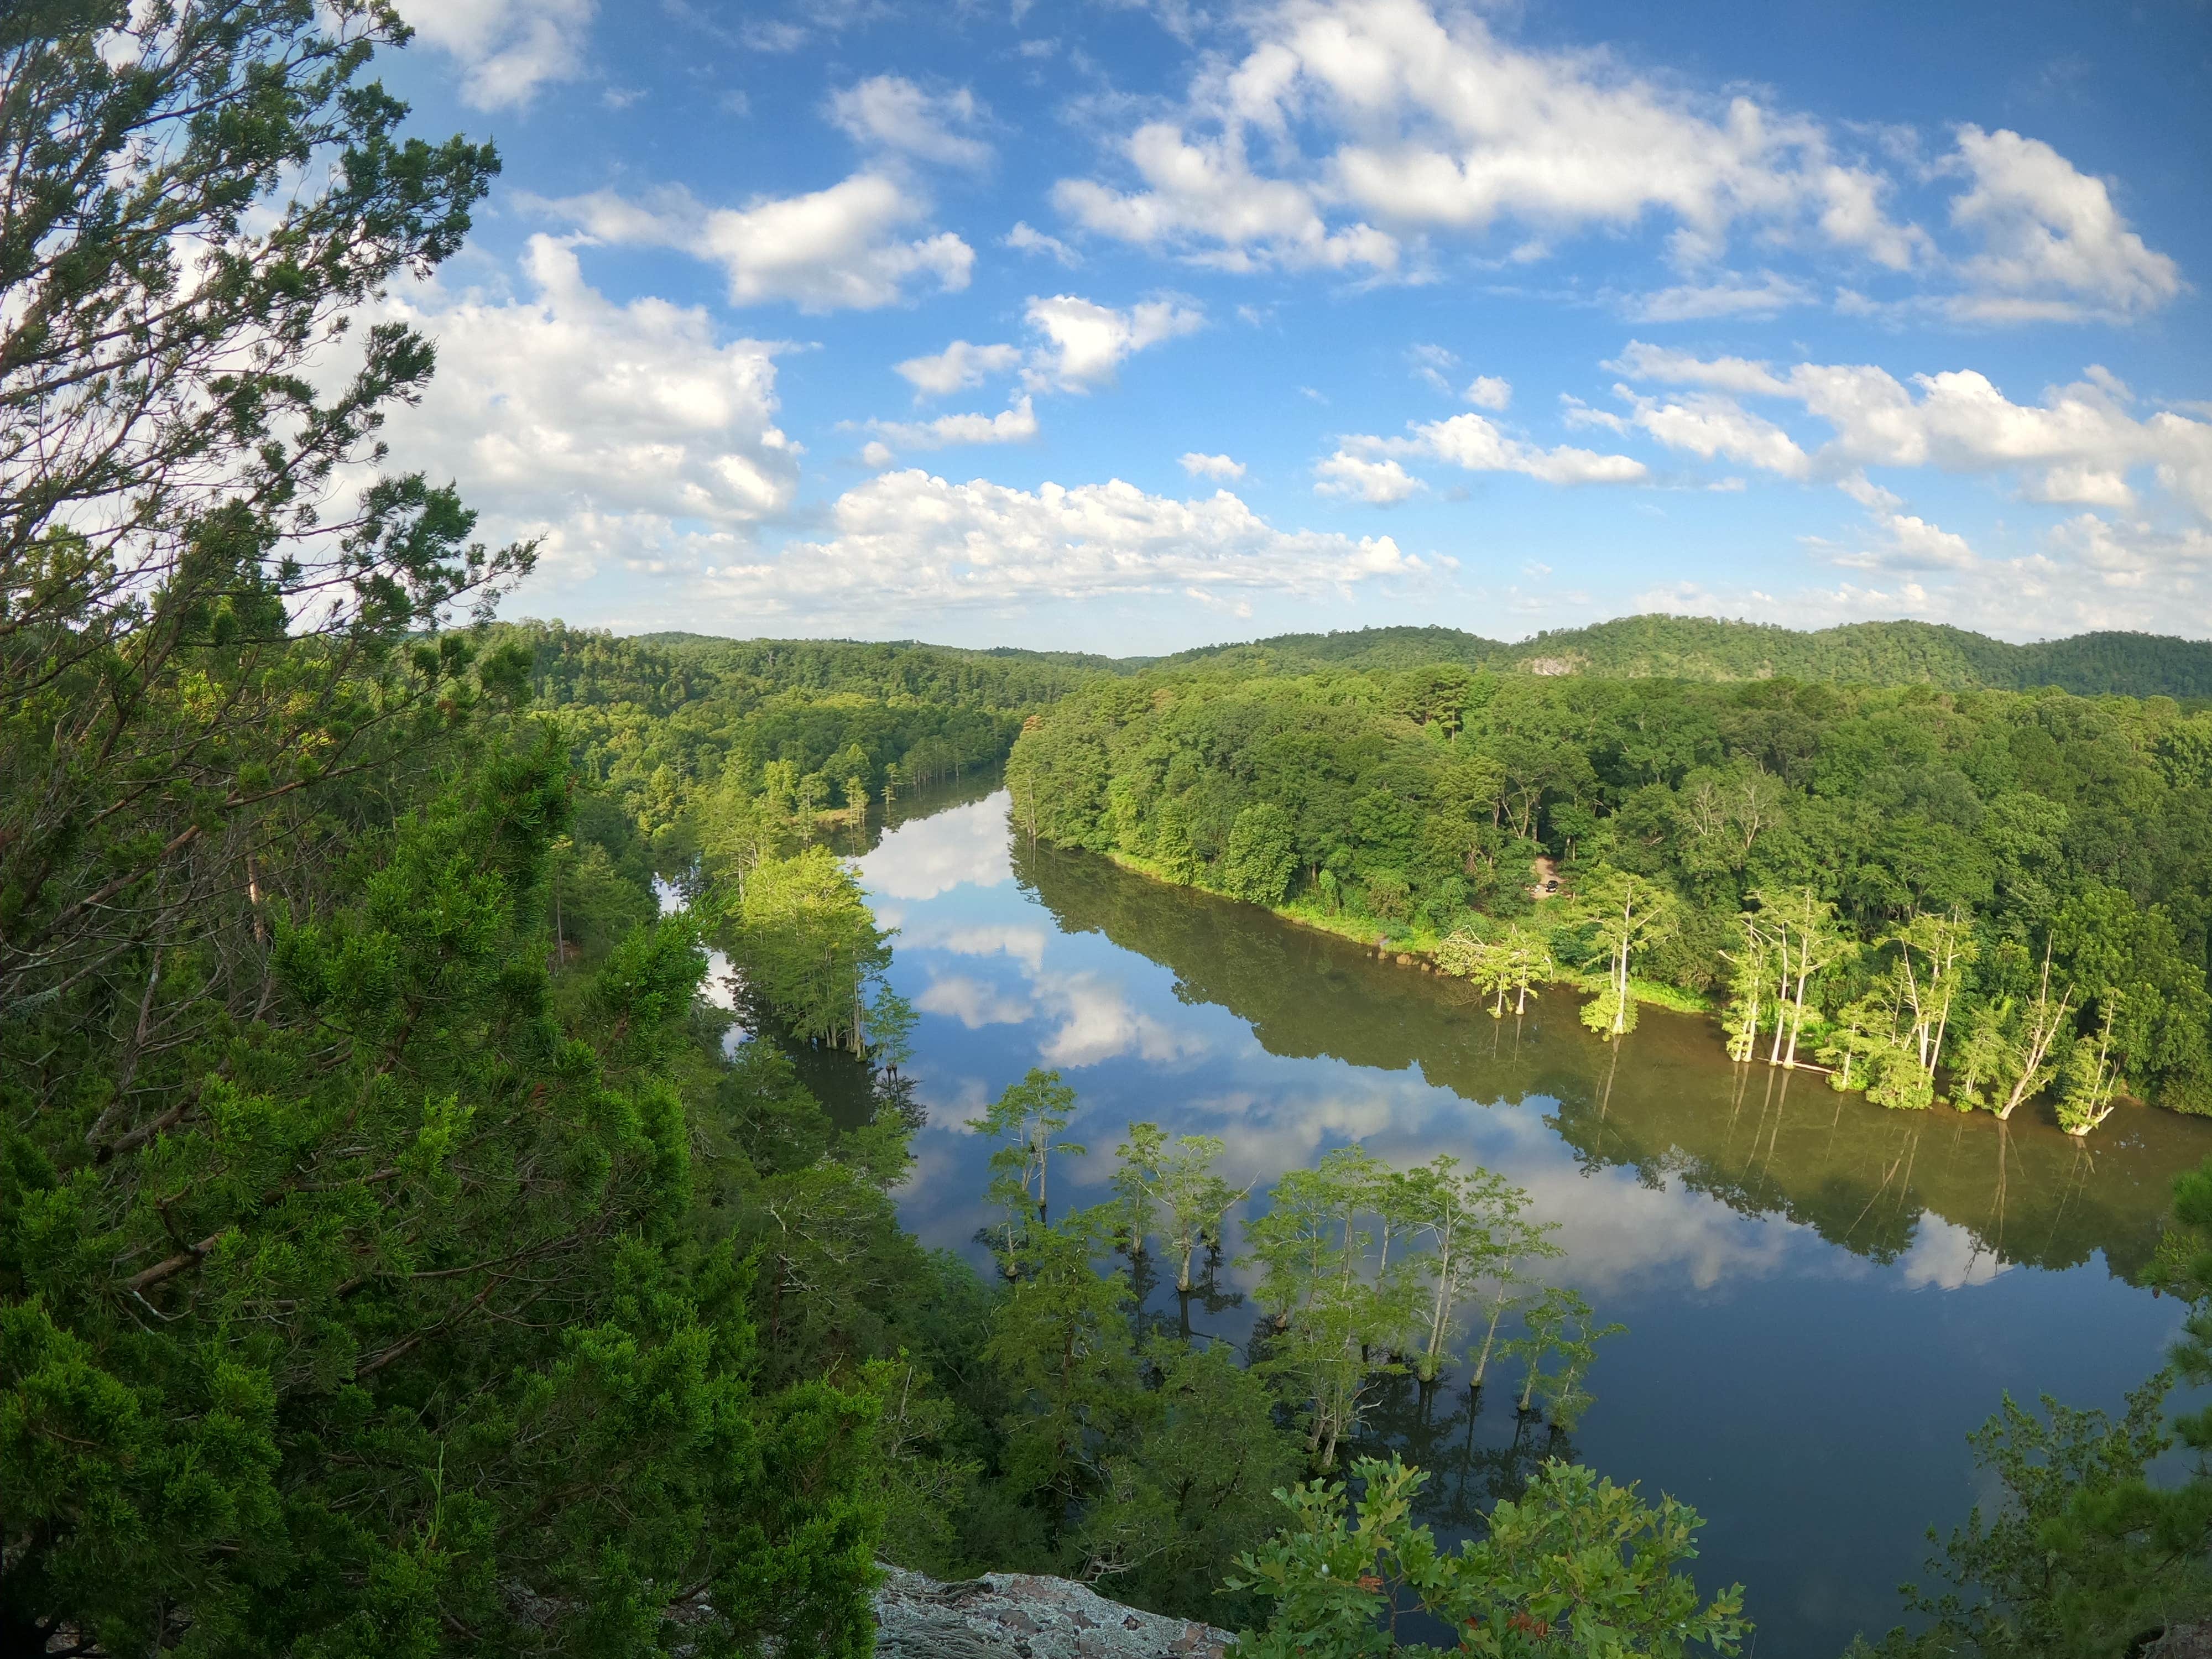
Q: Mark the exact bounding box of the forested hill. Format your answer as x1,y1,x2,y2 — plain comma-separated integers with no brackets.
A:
613,618,2212,701
630,629,1134,699
1153,617,2212,699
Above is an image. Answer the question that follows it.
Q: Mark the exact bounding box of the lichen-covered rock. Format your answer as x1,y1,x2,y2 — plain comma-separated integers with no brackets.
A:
2146,1622,2212,1659
872,1566,1235,1659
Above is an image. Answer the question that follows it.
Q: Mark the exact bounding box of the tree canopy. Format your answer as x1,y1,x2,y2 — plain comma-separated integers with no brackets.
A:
1010,665,2212,1127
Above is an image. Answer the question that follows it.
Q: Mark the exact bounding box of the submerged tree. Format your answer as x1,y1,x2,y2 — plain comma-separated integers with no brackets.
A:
1114,1120,1170,1256
1399,1159,1556,1386
1228,1455,1748,1659
1950,999,2020,1113
1752,887,1847,1070
1501,926,1556,1015
1820,990,1896,1097
1438,928,1553,1019
2058,994,2126,1138
1112,1122,1250,1292
1722,910,1779,1062
1158,1134,1251,1295
1437,928,1509,1013
1575,871,1677,1040
1997,947,2078,1121
1246,1164,1343,1332
1505,1286,1622,1428
727,846,896,1051
971,1068,1086,1272
1245,1149,1416,1470
1891,909,1980,1081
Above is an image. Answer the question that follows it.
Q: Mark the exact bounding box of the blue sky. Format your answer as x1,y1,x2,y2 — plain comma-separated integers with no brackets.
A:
372,0,2212,654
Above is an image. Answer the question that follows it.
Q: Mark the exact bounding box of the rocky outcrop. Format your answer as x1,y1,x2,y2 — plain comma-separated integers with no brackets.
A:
873,1566,1235,1659
2145,1623,2212,1658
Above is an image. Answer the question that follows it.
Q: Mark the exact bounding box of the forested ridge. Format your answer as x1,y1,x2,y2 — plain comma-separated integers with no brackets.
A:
575,614,2212,701
1151,616,2212,700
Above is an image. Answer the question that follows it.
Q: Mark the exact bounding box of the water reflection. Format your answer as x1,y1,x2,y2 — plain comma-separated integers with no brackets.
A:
654,876,744,1046
914,973,1035,1029
847,784,2211,1657
849,786,2210,1295
859,791,1013,902
1009,818,2203,1288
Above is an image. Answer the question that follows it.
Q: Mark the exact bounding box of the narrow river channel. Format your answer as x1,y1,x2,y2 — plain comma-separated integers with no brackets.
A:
834,779,2210,1657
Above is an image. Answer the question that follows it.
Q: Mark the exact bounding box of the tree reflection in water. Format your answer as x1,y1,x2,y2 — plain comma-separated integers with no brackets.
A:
842,782,2210,1658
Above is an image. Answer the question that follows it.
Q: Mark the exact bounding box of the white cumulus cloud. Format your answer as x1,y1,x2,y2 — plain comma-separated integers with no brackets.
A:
1417,414,1649,484
1604,341,1791,397
862,397,1040,455
1043,0,2176,322
1616,390,1813,478
828,75,993,169
1463,375,1512,411
1022,293,1205,389
1054,121,1399,273
1052,0,1922,278
373,236,800,583
1408,343,1459,393
1326,412,1648,497
1624,269,1816,322
1610,343,2212,518
395,0,594,109
547,175,974,311
1946,125,2182,320
895,339,1025,399
1316,450,1426,503
1827,510,1980,572
1005,222,1081,265
698,469,1426,615
1181,451,1248,479
2046,514,2212,590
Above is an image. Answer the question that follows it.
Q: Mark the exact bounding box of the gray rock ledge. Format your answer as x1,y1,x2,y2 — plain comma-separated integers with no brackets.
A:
873,1565,1235,1659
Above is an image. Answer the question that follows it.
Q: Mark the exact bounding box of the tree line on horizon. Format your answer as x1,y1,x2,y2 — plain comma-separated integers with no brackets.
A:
562,613,2212,704
1146,615,2212,701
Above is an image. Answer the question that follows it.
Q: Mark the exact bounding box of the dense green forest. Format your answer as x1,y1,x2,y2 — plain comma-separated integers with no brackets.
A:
1008,669,2212,1133
545,612,2212,707
8,8,2212,1657
1152,617,2212,700
499,621,1061,948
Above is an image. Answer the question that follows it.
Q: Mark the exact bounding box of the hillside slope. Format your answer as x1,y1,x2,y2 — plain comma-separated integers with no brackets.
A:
608,617,2212,700
1153,616,2212,698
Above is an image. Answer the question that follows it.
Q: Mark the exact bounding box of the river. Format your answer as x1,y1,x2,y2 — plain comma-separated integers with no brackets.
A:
838,781,2210,1657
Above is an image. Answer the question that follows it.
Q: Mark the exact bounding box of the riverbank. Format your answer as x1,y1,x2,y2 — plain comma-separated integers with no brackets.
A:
1099,848,1715,1019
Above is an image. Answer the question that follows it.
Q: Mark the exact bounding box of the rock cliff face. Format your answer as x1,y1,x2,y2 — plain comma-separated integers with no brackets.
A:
873,1566,1235,1659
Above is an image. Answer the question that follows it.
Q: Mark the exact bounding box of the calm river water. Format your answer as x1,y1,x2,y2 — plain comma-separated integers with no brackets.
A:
835,782,2212,1657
